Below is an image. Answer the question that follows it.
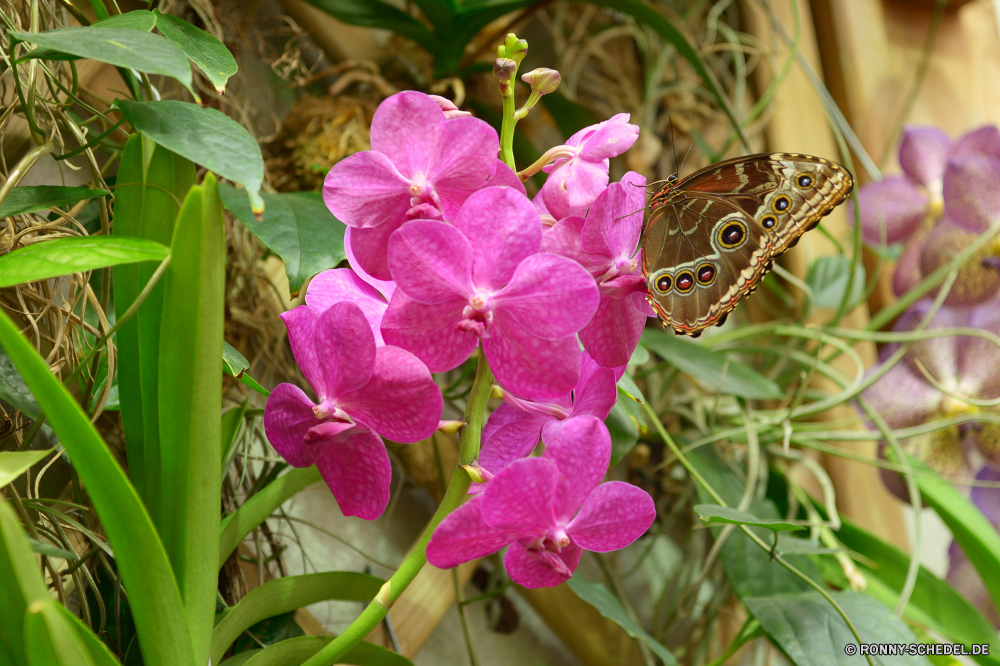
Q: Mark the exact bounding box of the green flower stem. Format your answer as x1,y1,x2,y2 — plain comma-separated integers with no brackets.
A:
499,86,517,170
301,352,494,666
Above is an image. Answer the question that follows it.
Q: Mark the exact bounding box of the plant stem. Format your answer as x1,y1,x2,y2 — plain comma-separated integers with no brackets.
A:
301,352,494,666
499,88,517,170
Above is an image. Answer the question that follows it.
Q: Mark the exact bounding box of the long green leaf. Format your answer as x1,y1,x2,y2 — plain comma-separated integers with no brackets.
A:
11,27,193,95
221,637,413,666
113,134,195,518
153,10,237,93
641,330,783,400
0,449,52,489
0,310,193,666
54,605,121,666
211,573,384,665
694,504,804,532
302,0,436,53
0,499,50,665
158,173,225,666
567,576,677,666
0,236,169,288
218,185,347,295
117,100,266,215
22,600,95,666
0,185,107,217
92,10,156,31
218,466,322,567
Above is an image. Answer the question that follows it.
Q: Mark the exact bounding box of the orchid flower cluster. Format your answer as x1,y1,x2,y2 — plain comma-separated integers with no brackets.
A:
264,42,655,588
856,125,1000,623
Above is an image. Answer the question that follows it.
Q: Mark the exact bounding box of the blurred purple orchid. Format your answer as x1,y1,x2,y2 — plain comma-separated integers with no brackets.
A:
474,350,620,489
323,91,522,280
851,125,1000,246
381,186,600,399
543,171,653,367
264,301,443,519
861,301,1000,499
538,113,640,221
427,416,656,588
946,467,1000,627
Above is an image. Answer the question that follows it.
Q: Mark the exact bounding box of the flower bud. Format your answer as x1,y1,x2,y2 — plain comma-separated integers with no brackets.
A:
438,420,466,435
493,58,517,82
521,68,561,96
490,385,505,400
502,33,528,64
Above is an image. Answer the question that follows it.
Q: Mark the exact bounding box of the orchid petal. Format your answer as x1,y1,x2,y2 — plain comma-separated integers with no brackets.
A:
306,268,388,344
314,302,376,397
263,383,324,468
344,227,397,301
541,158,610,220
427,497,518,568
899,126,952,187
323,151,410,230
570,352,619,419
579,292,648,368
455,187,542,290
280,306,321,390
478,412,547,476
368,91,443,175
495,253,599,340
850,176,928,245
481,458,558,534
346,217,405,282
943,155,1000,232
568,481,656,551
581,172,646,257
388,219,475,304
316,430,392,520
381,292,477,373
952,125,1000,161
484,314,582,399
504,541,582,588
541,415,611,519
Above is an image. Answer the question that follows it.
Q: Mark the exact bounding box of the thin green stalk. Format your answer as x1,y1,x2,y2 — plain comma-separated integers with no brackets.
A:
300,352,494,666
499,86,517,169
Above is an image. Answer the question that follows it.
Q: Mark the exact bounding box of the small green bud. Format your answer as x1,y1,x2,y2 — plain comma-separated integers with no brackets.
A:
521,68,561,96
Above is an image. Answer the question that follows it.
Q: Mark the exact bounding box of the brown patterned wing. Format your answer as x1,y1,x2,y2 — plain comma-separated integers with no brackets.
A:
675,153,854,256
642,192,772,336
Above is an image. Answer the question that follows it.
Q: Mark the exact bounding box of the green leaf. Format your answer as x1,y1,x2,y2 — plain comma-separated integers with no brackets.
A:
0,499,51,664
641,330,783,400
11,27,193,95
907,453,1000,614
0,186,108,218
0,449,52,488
92,10,156,31
153,10,237,93
22,599,96,666
694,504,805,532
222,637,413,666
112,134,196,518
0,309,194,666
0,236,169,288
832,516,1000,661
221,400,248,471
219,466,322,567
567,576,677,666
218,184,347,294
606,392,645,466
629,342,650,367
158,173,226,666
210,572,385,665
0,348,39,418
774,535,843,555
539,92,597,140
745,591,931,666
26,537,77,560
117,100,265,215
222,341,270,397
806,255,865,309
617,373,644,403
54,604,121,666
302,0,436,54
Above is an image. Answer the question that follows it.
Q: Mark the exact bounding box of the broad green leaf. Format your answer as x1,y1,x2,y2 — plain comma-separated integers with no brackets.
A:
617,373,644,403
210,572,385,664
567,576,678,666
22,599,95,666
0,236,169,288
11,28,193,94
907,453,1000,613
219,466,322,567
745,591,930,666
218,184,346,294
222,340,269,397
0,348,39,418
832,516,1000,661
0,449,52,488
154,10,238,93
222,637,413,666
158,173,225,666
641,330,783,400
92,10,156,31
0,309,193,666
112,134,195,516
695,505,805,532
117,100,265,215
806,255,865,309
0,499,50,664
0,186,108,218
689,447,820,598
54,604,121,666
629,342,650,366
606,392,645,466
302,0,436,53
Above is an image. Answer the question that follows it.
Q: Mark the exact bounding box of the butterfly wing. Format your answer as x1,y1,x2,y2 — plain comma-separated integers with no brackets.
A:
642,153,854,335
642,192,772,336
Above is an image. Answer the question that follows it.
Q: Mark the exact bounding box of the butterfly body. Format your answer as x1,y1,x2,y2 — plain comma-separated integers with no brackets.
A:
642,153,853,336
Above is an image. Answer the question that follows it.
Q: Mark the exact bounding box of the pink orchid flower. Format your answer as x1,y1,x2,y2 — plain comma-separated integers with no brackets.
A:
538,114,639,220
475,350,620,487
305,269,388,344
324,91,522,280
264,301,442,519
427,416,656,588
381,186,600,400
543,172,653,367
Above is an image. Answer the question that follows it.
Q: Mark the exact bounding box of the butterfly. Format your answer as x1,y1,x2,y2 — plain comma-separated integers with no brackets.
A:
641,152,854,337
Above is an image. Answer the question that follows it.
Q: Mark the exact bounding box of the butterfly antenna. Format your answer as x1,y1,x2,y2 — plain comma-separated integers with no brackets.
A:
668,115,678,175
678,143,693,178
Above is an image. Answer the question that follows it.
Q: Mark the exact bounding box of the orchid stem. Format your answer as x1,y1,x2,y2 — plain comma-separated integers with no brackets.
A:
500,87,517,170
301,351,494,666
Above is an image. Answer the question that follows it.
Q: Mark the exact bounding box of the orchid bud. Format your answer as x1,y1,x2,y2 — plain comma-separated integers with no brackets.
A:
460,463,493,484
521,68,561,96
438,420,466,435
490,385,505,400
501,33,528,64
